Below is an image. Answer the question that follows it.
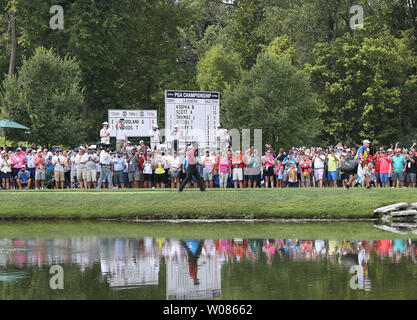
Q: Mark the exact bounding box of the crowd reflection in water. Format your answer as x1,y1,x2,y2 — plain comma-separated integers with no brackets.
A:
0,237,416,298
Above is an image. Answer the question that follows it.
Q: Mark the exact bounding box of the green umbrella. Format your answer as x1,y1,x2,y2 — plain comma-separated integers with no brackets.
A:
0,119,29,130
0,119,30,145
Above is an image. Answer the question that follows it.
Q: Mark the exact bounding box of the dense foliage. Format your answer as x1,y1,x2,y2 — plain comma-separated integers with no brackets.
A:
1,47,85,146
1,0,417,148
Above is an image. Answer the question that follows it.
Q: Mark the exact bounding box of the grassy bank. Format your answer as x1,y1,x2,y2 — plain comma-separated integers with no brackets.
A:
0,188,416,220
0,221,414,239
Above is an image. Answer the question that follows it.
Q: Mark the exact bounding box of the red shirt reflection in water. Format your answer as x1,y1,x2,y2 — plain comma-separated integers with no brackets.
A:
13,252,26,266
189,262,199,285
376,240,392,254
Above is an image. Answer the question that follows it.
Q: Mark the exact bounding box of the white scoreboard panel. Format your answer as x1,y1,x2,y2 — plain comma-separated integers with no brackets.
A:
108,109,157,137
165,90,220,148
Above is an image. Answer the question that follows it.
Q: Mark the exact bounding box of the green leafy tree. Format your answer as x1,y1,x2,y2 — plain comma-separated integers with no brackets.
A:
223,52,321,150
196,44,241,94
308,30,417,146
0,47,86,147
228,0,266,70
264,36,298,66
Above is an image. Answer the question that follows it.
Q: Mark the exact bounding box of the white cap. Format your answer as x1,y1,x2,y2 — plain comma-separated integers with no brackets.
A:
363,139,371,144
79,146,85,150
37,149,42,153
103,122,109,125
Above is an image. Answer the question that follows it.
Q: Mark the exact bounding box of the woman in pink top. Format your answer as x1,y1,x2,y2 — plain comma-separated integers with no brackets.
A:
219,154,231,188
262,150,275,188
11,149,25,189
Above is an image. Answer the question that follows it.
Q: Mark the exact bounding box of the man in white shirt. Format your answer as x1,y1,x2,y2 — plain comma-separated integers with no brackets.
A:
202,150,215,188
69,149,79,189
75,146,89,189
52,150,65,189
312,148,326,188
162,149,172,186
97,146,116,189
224,129,230,148
149,124,160,151
170,125,181,152
115,119,128,151
216,125,225,152
169,150,182,189
26,149,36,189
100,122,111,145
86,147,99,189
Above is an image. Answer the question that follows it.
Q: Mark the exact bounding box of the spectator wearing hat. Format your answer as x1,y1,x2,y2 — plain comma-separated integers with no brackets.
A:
161,148,171,187
69,149,79,189
405,149,417,188
128,141,137,156
373,147,385,187
346,139,371,189
202,150,215,189
52,150,65,189
112,151,126,188
154,150,166,188
327,148,339,188
75,146,89,189
217,152,231,188
25,149,36,189
137,149,145,188
11,147,25,189
379,149,392,188
143,149,153,188
169,150,182,189
216,125,225,151
86,147,99,189
127,147,140,188
115,119,128,152
150,124,160,151
262,149,275,188
97,145,116,189
312,148,325,188
45,151,55,189
17,165,31,190
391,149,407,188
245,147,261,188
171,125,182,152
34,149,46,190
138,140,147,155
1,151,12,190
100,122,111,145
232,150,244,189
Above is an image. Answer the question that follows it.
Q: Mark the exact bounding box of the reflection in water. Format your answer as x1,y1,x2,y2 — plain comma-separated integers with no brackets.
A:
0,237,416,299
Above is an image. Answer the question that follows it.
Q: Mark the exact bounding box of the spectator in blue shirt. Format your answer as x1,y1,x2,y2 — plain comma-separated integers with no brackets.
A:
17,165,31,189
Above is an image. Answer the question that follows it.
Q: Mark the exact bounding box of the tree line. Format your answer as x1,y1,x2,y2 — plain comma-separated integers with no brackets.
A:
1,0,417,149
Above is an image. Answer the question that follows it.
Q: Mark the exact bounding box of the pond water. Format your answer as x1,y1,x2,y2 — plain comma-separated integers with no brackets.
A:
0,222,417,300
